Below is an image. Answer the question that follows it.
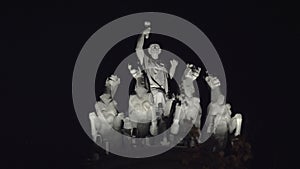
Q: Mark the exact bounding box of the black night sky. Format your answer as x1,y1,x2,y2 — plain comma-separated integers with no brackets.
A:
2,1,299,169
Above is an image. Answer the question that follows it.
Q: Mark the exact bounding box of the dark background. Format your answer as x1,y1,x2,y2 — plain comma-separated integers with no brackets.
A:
2,1,299,169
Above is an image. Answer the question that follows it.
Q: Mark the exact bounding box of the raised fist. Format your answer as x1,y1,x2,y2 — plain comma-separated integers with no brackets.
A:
144,21,151,27
205,74,221,89
185,64,201,80
128,64,142,78
170,59,178,67
106,75,120,87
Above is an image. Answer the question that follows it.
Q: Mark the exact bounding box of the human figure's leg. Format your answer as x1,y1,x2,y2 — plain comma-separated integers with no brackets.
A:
229,114,242,136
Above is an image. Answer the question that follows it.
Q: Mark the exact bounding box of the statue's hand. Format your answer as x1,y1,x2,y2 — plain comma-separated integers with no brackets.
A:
185,64,201,80
108,75,120,87
170,59,178,68
128,64,132,70
205,74,220,89
128,64,141,78
110,75,120,82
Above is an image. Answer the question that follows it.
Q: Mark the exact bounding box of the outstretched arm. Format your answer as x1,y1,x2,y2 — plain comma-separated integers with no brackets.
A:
169,59,178,79
108,75,120,98
205,74,221,102
136,28,150,65
205,75,221,133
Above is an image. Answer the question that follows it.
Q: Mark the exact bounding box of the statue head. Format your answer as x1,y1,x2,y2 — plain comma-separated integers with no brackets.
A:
182,79,195,98
148,43,161,59
134,72,149,98
205,74,221,89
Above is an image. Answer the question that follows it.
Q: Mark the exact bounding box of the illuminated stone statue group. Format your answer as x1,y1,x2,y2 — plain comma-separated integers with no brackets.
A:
89,22,243,151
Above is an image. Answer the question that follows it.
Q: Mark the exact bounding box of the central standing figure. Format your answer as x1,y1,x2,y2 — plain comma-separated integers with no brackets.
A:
135,26,178,122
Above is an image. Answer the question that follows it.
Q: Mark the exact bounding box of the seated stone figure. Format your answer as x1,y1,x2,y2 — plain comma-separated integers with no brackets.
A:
205,74,242,150
128,65,157,137
89,75,124,143
168,64,202,140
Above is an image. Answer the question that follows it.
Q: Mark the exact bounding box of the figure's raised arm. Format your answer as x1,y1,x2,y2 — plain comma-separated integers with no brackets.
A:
169,59,178,79
205,73,222,102
136,27,151,65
